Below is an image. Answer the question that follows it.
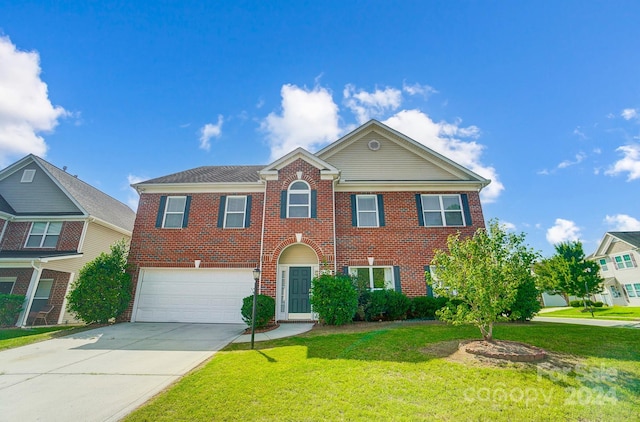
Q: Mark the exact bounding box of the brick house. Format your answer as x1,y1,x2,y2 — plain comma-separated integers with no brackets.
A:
0,155,136,326
125,120,490,323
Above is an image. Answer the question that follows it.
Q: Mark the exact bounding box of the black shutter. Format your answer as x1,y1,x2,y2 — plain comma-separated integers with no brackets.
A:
342,266,349,276
280,190,287,218
461,194,472,226
155,196,167,228
217,196,226,228
182,196,191,228
311,190,317,218
424,265,434,297
393,266,401,292
377,194,385,227
350,194,357,226
416,194,425,226
244,195,252,227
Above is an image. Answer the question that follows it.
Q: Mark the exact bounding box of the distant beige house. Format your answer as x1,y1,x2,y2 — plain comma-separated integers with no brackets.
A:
588,231,640,307
0,155,135,326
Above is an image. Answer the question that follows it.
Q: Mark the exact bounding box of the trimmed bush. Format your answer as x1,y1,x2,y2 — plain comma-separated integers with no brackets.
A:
364,289,388,321
0,294,25,326
363,289,411,321
385,290,411,320
570,299,597,307
593,301,604,308
310,274,358,325
410,296,448,319
241,294,275,329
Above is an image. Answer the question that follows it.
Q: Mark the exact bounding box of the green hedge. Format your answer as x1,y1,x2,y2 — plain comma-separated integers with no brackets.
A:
409,296,448,319
569,299,604,308
0,294,25,326
241,294,275,329
310,274,358,325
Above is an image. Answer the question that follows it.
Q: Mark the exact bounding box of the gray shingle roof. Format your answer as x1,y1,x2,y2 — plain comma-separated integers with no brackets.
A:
609,231,640,248
138,165,264,184
34,156,136,232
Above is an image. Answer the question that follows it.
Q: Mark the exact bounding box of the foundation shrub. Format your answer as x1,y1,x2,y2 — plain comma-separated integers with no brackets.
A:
241,294,275,329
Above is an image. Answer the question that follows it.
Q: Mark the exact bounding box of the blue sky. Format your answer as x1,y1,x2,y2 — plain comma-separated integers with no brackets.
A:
1,1,639,256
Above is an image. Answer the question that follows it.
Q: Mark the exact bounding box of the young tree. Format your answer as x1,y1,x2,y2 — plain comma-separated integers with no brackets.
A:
427,219,539,342
67,239,132,324
535,241,603,305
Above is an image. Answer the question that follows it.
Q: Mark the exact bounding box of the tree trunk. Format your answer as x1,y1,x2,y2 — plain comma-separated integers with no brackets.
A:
480,323,494,342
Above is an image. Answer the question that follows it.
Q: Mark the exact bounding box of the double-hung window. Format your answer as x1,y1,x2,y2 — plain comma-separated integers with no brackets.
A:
624,284,640,298
162,196,187,228
26,222,62,248
350,267,394,290
288,181,310,218
598,258,609,272
356,195,379,227
614,254,635,270
420,194,465,227
0,277,15,294
224,196,247,228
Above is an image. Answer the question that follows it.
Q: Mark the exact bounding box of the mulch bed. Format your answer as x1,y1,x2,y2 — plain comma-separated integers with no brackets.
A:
242,324,280,335
461,339,547,362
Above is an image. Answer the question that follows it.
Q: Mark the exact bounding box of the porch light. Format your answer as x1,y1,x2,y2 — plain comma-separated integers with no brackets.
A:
251,268,261,349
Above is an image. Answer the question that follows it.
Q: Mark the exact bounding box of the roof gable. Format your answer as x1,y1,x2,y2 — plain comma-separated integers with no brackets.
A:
259,147,339,180
592,231,640,257
316,120,489,186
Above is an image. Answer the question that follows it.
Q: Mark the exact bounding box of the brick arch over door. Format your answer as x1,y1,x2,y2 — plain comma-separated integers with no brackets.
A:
269,235,330,267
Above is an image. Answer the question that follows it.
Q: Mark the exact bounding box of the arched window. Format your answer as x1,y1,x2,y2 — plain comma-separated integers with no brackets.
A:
287,180,310,218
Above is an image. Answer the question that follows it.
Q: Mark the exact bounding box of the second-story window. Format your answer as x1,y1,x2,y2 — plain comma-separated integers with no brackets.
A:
224,196,247,228
614,254,635,270
287,181,310,218
26,222,62,248
163,196,187,228
420,194,465,227
598,258,609,272
356,195,379,227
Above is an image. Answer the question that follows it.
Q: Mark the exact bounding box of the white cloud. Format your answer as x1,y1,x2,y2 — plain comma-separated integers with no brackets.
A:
402,81,437,98
343,84,402,124
605,143,640,180
500,221,517,231
604,214,640,231
261,84,340,160
382,109,504,203
621,108,639,120
557,152,587,169
0,36,67,165
546,218,581,245
199,115,224,151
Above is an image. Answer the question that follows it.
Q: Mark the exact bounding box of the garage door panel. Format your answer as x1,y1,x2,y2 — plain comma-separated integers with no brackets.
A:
134,269,254,323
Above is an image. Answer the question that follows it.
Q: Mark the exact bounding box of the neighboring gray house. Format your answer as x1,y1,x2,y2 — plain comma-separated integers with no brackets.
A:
0,154,135,326
589,231,640,307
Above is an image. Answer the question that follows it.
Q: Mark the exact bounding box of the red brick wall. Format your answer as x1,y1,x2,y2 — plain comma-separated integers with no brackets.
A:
0,221,83,251
0,268,34,295
335,191,485,297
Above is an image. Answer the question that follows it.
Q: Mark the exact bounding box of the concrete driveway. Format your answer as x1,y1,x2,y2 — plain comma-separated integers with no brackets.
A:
0,322,245,422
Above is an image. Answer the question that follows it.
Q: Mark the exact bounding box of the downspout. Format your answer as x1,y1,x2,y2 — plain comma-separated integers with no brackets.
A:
17,259,44,327
332,178,338,274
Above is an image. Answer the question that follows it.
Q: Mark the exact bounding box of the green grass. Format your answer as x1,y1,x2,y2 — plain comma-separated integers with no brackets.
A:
125,322,640,421
0,325,83,350
542,306,640,321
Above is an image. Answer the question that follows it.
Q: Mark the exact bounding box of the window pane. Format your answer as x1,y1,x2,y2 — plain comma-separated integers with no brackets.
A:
164,214,183,228
373,268,386,289
0,282,13,294
442,196,461,210
225,213,244,228
31,222,47,235
356,268,371,286
357,196,377,211
444,212,464,226
26,235,43,247
226,197,246,212
625,284,636,297
166,197,186,212
289,193,309,205
422,196,441,211
634,284,640,294
34,280,53,298
289,206,309,218
290,181,308,190
359,212,378,227
47,222,62,235
42,235,59,248
425,212,443,226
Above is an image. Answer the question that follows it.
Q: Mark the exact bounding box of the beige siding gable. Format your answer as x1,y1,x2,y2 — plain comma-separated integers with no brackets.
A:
321,130,464,182
606,239,634,255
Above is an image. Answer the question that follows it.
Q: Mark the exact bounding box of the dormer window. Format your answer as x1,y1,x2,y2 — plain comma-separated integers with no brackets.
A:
21,169,36,183
287,181,311,218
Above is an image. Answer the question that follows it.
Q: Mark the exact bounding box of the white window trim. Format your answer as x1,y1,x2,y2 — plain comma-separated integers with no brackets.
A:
21,169,36,183
224,195,247,228
613,254,635,270
598,258,609,272
624,284,639,298
287,181,311,218
25,222,62,248
421,194,465,227
162,196,187,228
349,266,394,290
356,194,379,228
0,277,16,294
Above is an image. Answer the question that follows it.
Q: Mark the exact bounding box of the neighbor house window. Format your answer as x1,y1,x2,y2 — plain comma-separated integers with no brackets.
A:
624,284,640,298
420,194,465,227
0,277,16,294
162,196,187,228
224,196,247,228
614,254,635,270
287,181,310,218
350,267,394,290
598,258,609,272
26,222,62,248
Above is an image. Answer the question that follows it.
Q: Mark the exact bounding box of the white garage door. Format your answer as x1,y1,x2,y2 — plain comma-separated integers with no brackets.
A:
133,268,254,323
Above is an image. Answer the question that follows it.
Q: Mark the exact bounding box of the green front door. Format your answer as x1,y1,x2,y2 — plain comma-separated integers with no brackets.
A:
289,267,311,314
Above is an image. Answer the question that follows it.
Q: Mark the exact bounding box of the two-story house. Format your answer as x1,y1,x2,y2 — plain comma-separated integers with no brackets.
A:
125,120,490,324
0,155,136,326
589,231,640,307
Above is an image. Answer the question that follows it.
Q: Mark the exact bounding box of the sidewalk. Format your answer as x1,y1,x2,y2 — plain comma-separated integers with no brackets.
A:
533,316,640,328
232,323,315,343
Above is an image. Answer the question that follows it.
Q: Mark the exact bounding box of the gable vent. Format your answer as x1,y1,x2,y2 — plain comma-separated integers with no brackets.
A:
21,169,36,183
368,139,381,151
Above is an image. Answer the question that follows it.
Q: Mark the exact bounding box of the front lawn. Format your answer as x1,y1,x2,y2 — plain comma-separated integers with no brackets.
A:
542,306,640,321
125,322,640,421
0,325,82,350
